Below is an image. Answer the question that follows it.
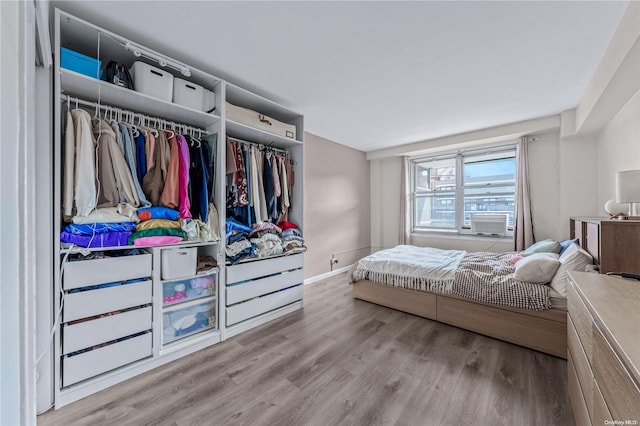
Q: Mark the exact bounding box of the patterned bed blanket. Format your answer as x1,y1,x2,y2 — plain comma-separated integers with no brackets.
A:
350,245,466,294
351,247,551,311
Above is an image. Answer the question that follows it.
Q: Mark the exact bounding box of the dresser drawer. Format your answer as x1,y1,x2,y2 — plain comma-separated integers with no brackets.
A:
64,253,152,290
568,350,590,426
592,378,612,426
226,284,302,326
62,332,152,387
592,324,640,420
568,316,593,416
64,280,152,322
62,306,152,355
567,279,593,363
226,268,304,305
227,254,303,284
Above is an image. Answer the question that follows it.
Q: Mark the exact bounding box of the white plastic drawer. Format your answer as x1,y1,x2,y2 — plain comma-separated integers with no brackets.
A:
227,254,304,284
162,269,217,307
226,285,303,326
227,269,303,305
64,280,152,323
62,306,152,355
63,254,152,290
163,298,216,345
62,332,152,387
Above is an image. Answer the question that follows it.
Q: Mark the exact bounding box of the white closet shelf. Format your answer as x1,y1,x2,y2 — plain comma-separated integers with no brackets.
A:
60,69,221,129
225,119,303,148
60,239,220,254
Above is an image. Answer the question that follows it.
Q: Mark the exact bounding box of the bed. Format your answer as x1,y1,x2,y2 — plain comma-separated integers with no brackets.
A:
351,245,575,358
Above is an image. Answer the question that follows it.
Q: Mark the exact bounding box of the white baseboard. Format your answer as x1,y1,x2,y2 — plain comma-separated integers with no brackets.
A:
304,264,353,285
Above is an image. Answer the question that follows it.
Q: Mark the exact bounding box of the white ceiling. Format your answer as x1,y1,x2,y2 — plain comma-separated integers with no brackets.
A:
52,1,628,152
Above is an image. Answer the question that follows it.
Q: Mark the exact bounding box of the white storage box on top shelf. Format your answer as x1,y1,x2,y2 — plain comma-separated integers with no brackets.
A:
203,89,216,113
226,102,296,140
130,61,173,102
173,78,216,112
161,247,197,280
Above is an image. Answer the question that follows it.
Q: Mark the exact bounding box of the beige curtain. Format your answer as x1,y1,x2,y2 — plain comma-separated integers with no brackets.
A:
399,156,411,245
515,137,535,250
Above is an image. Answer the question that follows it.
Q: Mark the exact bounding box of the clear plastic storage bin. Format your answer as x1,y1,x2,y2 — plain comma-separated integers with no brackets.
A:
162,269,217,307
162,298,216,345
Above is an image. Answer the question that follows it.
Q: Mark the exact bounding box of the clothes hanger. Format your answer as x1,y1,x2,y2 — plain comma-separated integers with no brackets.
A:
129,112,140,137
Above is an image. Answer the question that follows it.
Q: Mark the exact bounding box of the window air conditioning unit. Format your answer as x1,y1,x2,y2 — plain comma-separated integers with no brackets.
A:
471,214,508,236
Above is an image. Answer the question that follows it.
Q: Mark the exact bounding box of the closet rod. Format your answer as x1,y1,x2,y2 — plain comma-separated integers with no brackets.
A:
60,94,208,138
227,136,289,156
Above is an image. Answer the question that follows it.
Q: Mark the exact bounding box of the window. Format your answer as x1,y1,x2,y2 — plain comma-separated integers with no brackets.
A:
411,146,516,235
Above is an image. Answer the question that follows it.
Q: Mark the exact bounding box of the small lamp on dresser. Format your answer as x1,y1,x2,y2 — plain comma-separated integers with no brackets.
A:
615,169,640,217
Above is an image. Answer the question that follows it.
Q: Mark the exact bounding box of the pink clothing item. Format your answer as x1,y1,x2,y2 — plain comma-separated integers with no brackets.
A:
133,236,184,246
176,135,192,219
509,254,524,265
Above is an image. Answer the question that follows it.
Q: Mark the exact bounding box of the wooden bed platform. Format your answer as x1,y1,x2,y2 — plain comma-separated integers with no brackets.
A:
352,279,567,359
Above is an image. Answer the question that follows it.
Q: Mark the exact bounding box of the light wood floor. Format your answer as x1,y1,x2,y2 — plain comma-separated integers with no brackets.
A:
39,272,574,426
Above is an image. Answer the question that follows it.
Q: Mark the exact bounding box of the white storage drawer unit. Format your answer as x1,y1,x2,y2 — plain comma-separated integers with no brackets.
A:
227,254,304,284
226,254,304,328
227,285,303,326
63,253,152,290
227,268,303,305
62,332,152,387
62,306,152,355
226,102,296,140
63,280,152,322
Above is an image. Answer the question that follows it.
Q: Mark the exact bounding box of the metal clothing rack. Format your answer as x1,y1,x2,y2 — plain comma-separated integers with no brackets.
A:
60,94,208,139
227,136,289,157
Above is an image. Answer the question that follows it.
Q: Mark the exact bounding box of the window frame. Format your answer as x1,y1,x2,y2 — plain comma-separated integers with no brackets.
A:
410,143,517,237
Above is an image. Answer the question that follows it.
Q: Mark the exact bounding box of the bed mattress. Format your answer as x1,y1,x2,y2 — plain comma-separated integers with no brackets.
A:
549,288,567,310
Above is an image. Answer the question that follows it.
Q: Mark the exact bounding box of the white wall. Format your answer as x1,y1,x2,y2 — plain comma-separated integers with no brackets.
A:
571,2,640,221
370,157,401,250
303,133,371,277
596,90,640,215
557,132,599,238
1,1,37,424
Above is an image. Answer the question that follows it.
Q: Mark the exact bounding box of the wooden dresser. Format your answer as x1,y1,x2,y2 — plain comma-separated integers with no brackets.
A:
570,217,640,274
567,271,640,425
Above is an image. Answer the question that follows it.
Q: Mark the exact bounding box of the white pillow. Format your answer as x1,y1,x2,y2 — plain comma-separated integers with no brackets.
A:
514,253,560,283
549,243,593,297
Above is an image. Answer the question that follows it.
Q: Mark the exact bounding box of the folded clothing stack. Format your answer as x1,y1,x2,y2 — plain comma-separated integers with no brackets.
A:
225,217,254,264
128,206,186,246
249,222,283,258
278,221,306,254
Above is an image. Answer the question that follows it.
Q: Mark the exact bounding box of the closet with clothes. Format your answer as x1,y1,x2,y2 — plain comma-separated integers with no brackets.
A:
60,97,219,249
44,8,305,410
223,83,305,337
50,10,225,408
